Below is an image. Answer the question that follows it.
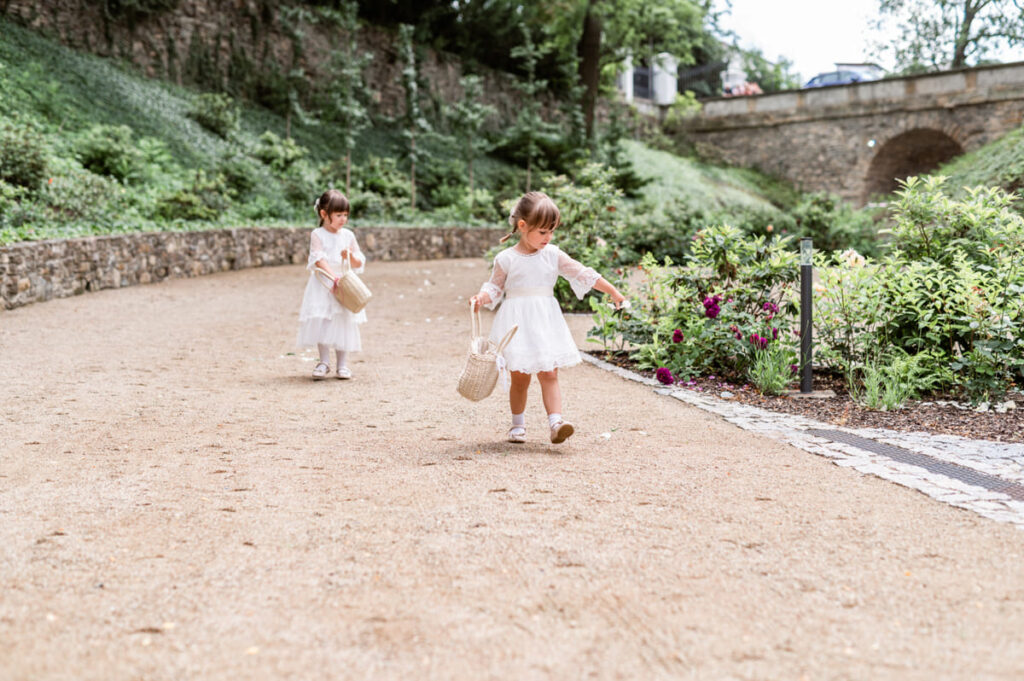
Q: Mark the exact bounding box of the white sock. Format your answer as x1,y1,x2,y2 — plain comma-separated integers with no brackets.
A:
548,413,562,428
510,413,525,433
335,350,348,369
317,344,331,365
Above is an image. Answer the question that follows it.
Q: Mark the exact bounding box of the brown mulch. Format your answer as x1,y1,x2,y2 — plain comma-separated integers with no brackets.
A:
592,352,1024,444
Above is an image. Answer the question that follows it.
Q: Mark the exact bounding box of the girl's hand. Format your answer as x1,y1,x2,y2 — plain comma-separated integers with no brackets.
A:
610,291,627,310
470,293,491,311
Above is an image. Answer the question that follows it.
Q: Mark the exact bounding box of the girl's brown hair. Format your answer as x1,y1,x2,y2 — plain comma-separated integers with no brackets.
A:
501,191,561,243
314,189,351,225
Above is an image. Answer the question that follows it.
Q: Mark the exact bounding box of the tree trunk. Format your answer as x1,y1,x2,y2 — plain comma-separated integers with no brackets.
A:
468,156,475,197
577,0,602,140
952,0,982,68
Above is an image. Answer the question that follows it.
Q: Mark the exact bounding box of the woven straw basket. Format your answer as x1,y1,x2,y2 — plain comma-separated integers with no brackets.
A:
314,253,372,314
457,304,517,402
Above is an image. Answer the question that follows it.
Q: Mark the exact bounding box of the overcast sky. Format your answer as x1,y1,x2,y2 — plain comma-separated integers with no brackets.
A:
717,0,1024,82
717,0,884,81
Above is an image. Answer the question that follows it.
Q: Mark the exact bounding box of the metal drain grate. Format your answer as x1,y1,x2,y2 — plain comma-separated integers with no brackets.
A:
805,429,1024,501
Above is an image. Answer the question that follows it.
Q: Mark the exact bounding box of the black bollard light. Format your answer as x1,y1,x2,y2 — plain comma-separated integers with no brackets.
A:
800,237,813,393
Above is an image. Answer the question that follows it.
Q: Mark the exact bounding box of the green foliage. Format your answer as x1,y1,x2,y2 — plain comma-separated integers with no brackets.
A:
318,0,372,192
188,93,240,139
848,351,942,411
871,0,1024,70
447,74,497,196
748,343,798,395
662,92,702,131
252,131,309,172
0,119,48,189
791,192,884,256
155,171,233,222
935,123,1024,201
816,176,1024,403
739,47,800,92
75,124,145,183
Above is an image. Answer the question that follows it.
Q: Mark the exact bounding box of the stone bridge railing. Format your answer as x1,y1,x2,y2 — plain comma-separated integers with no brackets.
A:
694,61,1024,124
0,226,503,310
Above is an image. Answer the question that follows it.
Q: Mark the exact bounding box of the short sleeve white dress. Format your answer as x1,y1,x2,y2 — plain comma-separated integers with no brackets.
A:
296,227,367,351
478,244,601,375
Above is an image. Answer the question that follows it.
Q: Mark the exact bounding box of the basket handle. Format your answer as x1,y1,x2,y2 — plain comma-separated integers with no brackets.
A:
469,300,483,339
314,266,337,292
495,324,518,353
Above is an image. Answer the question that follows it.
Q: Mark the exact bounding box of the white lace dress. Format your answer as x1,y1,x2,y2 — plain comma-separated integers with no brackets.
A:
296,227,367,351
479,244,601,374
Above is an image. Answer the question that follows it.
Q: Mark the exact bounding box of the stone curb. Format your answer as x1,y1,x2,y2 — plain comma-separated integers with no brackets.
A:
581,352,1024,529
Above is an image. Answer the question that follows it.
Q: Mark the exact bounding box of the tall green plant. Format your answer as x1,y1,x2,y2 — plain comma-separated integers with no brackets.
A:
397,23,430,210
448,74,496,199
320,1,372,196
508,25,549,192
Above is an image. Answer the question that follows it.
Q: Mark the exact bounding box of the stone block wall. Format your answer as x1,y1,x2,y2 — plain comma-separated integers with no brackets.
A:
0,226,503,310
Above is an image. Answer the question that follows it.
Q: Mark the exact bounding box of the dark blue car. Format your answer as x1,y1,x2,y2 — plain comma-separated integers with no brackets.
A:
804,70,864,88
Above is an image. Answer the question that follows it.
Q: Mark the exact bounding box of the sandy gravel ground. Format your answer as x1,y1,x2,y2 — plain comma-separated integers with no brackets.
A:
1,257,1023,681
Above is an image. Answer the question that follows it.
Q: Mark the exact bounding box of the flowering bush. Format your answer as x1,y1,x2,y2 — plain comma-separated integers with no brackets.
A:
591,223,800,383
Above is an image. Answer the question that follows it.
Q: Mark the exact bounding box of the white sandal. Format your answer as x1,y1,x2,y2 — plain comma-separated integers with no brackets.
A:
507,426,526,443
549,420,574,444
336,366,352,380
311,361,330,380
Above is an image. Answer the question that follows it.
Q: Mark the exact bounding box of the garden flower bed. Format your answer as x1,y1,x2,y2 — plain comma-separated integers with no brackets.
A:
593,351,1024,443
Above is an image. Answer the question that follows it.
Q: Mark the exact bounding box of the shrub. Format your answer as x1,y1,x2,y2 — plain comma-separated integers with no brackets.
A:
815,176,1024,403
252,131,308,173
155,171,233,222
188,92,240,139
75,124,144,183
0,120,48,189
790,192,882,256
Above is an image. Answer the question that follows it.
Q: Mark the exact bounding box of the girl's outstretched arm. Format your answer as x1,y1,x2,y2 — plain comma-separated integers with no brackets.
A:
592,277,626,308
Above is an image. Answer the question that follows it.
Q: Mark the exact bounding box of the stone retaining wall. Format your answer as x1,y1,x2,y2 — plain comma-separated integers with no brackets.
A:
0,226,503,310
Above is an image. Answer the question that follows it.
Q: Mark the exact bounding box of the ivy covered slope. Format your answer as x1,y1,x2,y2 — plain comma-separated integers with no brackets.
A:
0,15,802,248
934,123,1024,198
0,18,514,245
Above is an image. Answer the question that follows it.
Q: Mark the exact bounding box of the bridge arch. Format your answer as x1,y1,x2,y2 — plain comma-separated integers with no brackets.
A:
863,128,964,201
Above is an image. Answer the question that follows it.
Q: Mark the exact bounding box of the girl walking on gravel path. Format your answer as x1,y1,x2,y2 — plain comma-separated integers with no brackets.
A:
470,191,626,444
297,189,366,380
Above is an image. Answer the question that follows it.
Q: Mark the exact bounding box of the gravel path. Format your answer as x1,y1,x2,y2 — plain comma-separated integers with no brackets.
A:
1,258,1022,680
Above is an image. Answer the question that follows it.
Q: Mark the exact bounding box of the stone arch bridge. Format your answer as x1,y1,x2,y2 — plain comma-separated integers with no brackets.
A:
682,62,1024,205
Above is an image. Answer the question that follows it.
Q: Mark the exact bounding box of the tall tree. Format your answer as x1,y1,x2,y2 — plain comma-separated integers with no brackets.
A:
872,0,1024,71
571,0,709,139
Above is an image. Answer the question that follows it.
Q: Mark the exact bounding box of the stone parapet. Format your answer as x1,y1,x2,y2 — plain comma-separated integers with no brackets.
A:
0,226,502,310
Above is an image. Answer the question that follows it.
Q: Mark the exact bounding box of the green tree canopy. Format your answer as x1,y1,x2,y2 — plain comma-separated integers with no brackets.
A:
871,0,1024,72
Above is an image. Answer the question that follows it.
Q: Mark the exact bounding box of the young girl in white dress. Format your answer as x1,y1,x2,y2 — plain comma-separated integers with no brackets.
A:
297,189,367,380
470,191,626,444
